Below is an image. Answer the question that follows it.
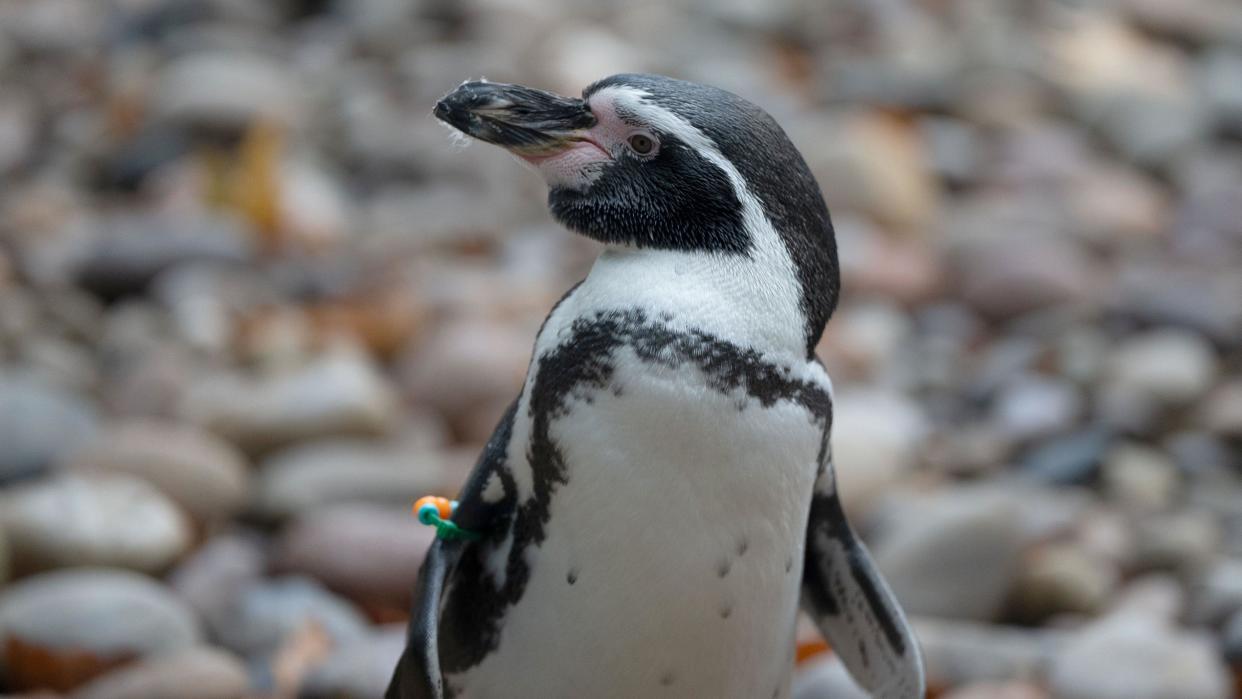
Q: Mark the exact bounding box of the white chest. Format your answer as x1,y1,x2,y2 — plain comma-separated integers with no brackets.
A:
454,342,825,699
447,241,833,698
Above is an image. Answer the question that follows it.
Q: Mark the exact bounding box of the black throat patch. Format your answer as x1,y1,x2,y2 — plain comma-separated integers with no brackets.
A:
547,133,749,254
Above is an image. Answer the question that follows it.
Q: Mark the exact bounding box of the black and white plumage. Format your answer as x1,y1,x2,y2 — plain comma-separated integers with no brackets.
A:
389,73,924,699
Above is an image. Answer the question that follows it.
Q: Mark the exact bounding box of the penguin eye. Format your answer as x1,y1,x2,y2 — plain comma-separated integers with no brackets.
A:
627,133,656,155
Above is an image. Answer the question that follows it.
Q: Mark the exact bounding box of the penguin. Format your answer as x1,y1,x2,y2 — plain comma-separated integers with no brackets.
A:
388,74,925,699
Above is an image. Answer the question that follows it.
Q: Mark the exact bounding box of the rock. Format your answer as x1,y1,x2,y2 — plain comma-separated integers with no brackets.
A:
101,344,198,419
1201,49,1242,137
1076,509,1136,568
829,388,927,517
212,577,369,659
1166,431,1236,479
915,618,1068,687
1070,164,1169,243
1048,612,1230,699
0,569,201,690
994,122,1090,189
1198,380,1242,438
0,248,11,288
0,371,98,484
1094,382,1162,435
1224,608,1242,666
796,111,940,234
255,440,444,519
17,334,98,394
1101,443,1178,512
1,473,191,574
363,182,516,251
921,425,1009,479
972,336,1043,399
1054,327,1108,386
151,265,241,355
300,624,406,699
834,218,945,304
941,681,1049,699
1004,486,1095,545
992,375,1082,443
1103,91,1207,169
816,301,912,380
275,157,350,250
97,122,192,193
874,488,1024,621
1107,330,1217,406
1130,511,1221,574
153,51,302,129
1112,575,1185,622
541,26,651,92
815,38,960,115
1120,0,1242,45
918,116,982,186
182,350,397,454
1008,542,1118,624
65,420,249,526
273,504,435,613
74,213,254,301
1020,427,1112,485
953,238,1091,319
70,647,250,699
0,91,35,176
1187,558,1242,626
400,318,531,443
791,655,868,699
1111,265,1242,346
0,521,9,584
169,534,267,625
1046,11,1207,167
0,0,103,54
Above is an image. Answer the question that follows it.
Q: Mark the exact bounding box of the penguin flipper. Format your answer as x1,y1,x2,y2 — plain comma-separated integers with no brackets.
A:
388,537,463,699
801,458,925,699
387,401,520,699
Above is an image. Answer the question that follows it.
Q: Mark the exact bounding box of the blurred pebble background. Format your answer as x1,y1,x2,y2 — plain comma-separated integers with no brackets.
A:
0,0,1240,697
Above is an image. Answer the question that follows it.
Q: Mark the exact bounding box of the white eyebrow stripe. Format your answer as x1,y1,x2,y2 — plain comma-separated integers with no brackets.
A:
594,86,718,159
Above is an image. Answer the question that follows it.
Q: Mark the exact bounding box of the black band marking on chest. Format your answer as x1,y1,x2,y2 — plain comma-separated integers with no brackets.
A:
440,308,833,674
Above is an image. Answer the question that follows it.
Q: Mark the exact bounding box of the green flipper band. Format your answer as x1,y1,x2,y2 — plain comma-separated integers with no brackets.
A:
415,498,483,541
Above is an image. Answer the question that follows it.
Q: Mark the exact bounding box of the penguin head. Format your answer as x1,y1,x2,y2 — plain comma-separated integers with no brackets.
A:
435,74,832,254
436,73,839,350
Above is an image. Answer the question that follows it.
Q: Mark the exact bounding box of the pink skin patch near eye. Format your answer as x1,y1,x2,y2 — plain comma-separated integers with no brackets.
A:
520,94,646,189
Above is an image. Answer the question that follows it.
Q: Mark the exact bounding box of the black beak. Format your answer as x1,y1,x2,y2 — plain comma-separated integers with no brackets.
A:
434,81,597,156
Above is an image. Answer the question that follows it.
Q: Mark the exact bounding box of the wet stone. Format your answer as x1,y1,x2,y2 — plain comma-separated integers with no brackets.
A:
0,568,201,673
255,439,444,520
1020,427,1113,486
181,350,398,455
1049,613,1230,699
70,647,250,699
874,488,1025,622
209,576,369,659
0,371,99,484
65,420,250,526
300,624,406,699
273,504,435,612
1,472,191,575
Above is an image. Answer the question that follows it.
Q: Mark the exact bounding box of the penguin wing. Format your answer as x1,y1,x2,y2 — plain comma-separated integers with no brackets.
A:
388,536,463,699
387,401,520,699
801,455,925,699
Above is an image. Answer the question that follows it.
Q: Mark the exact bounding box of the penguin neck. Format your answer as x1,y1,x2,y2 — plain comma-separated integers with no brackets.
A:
576,239,809,361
